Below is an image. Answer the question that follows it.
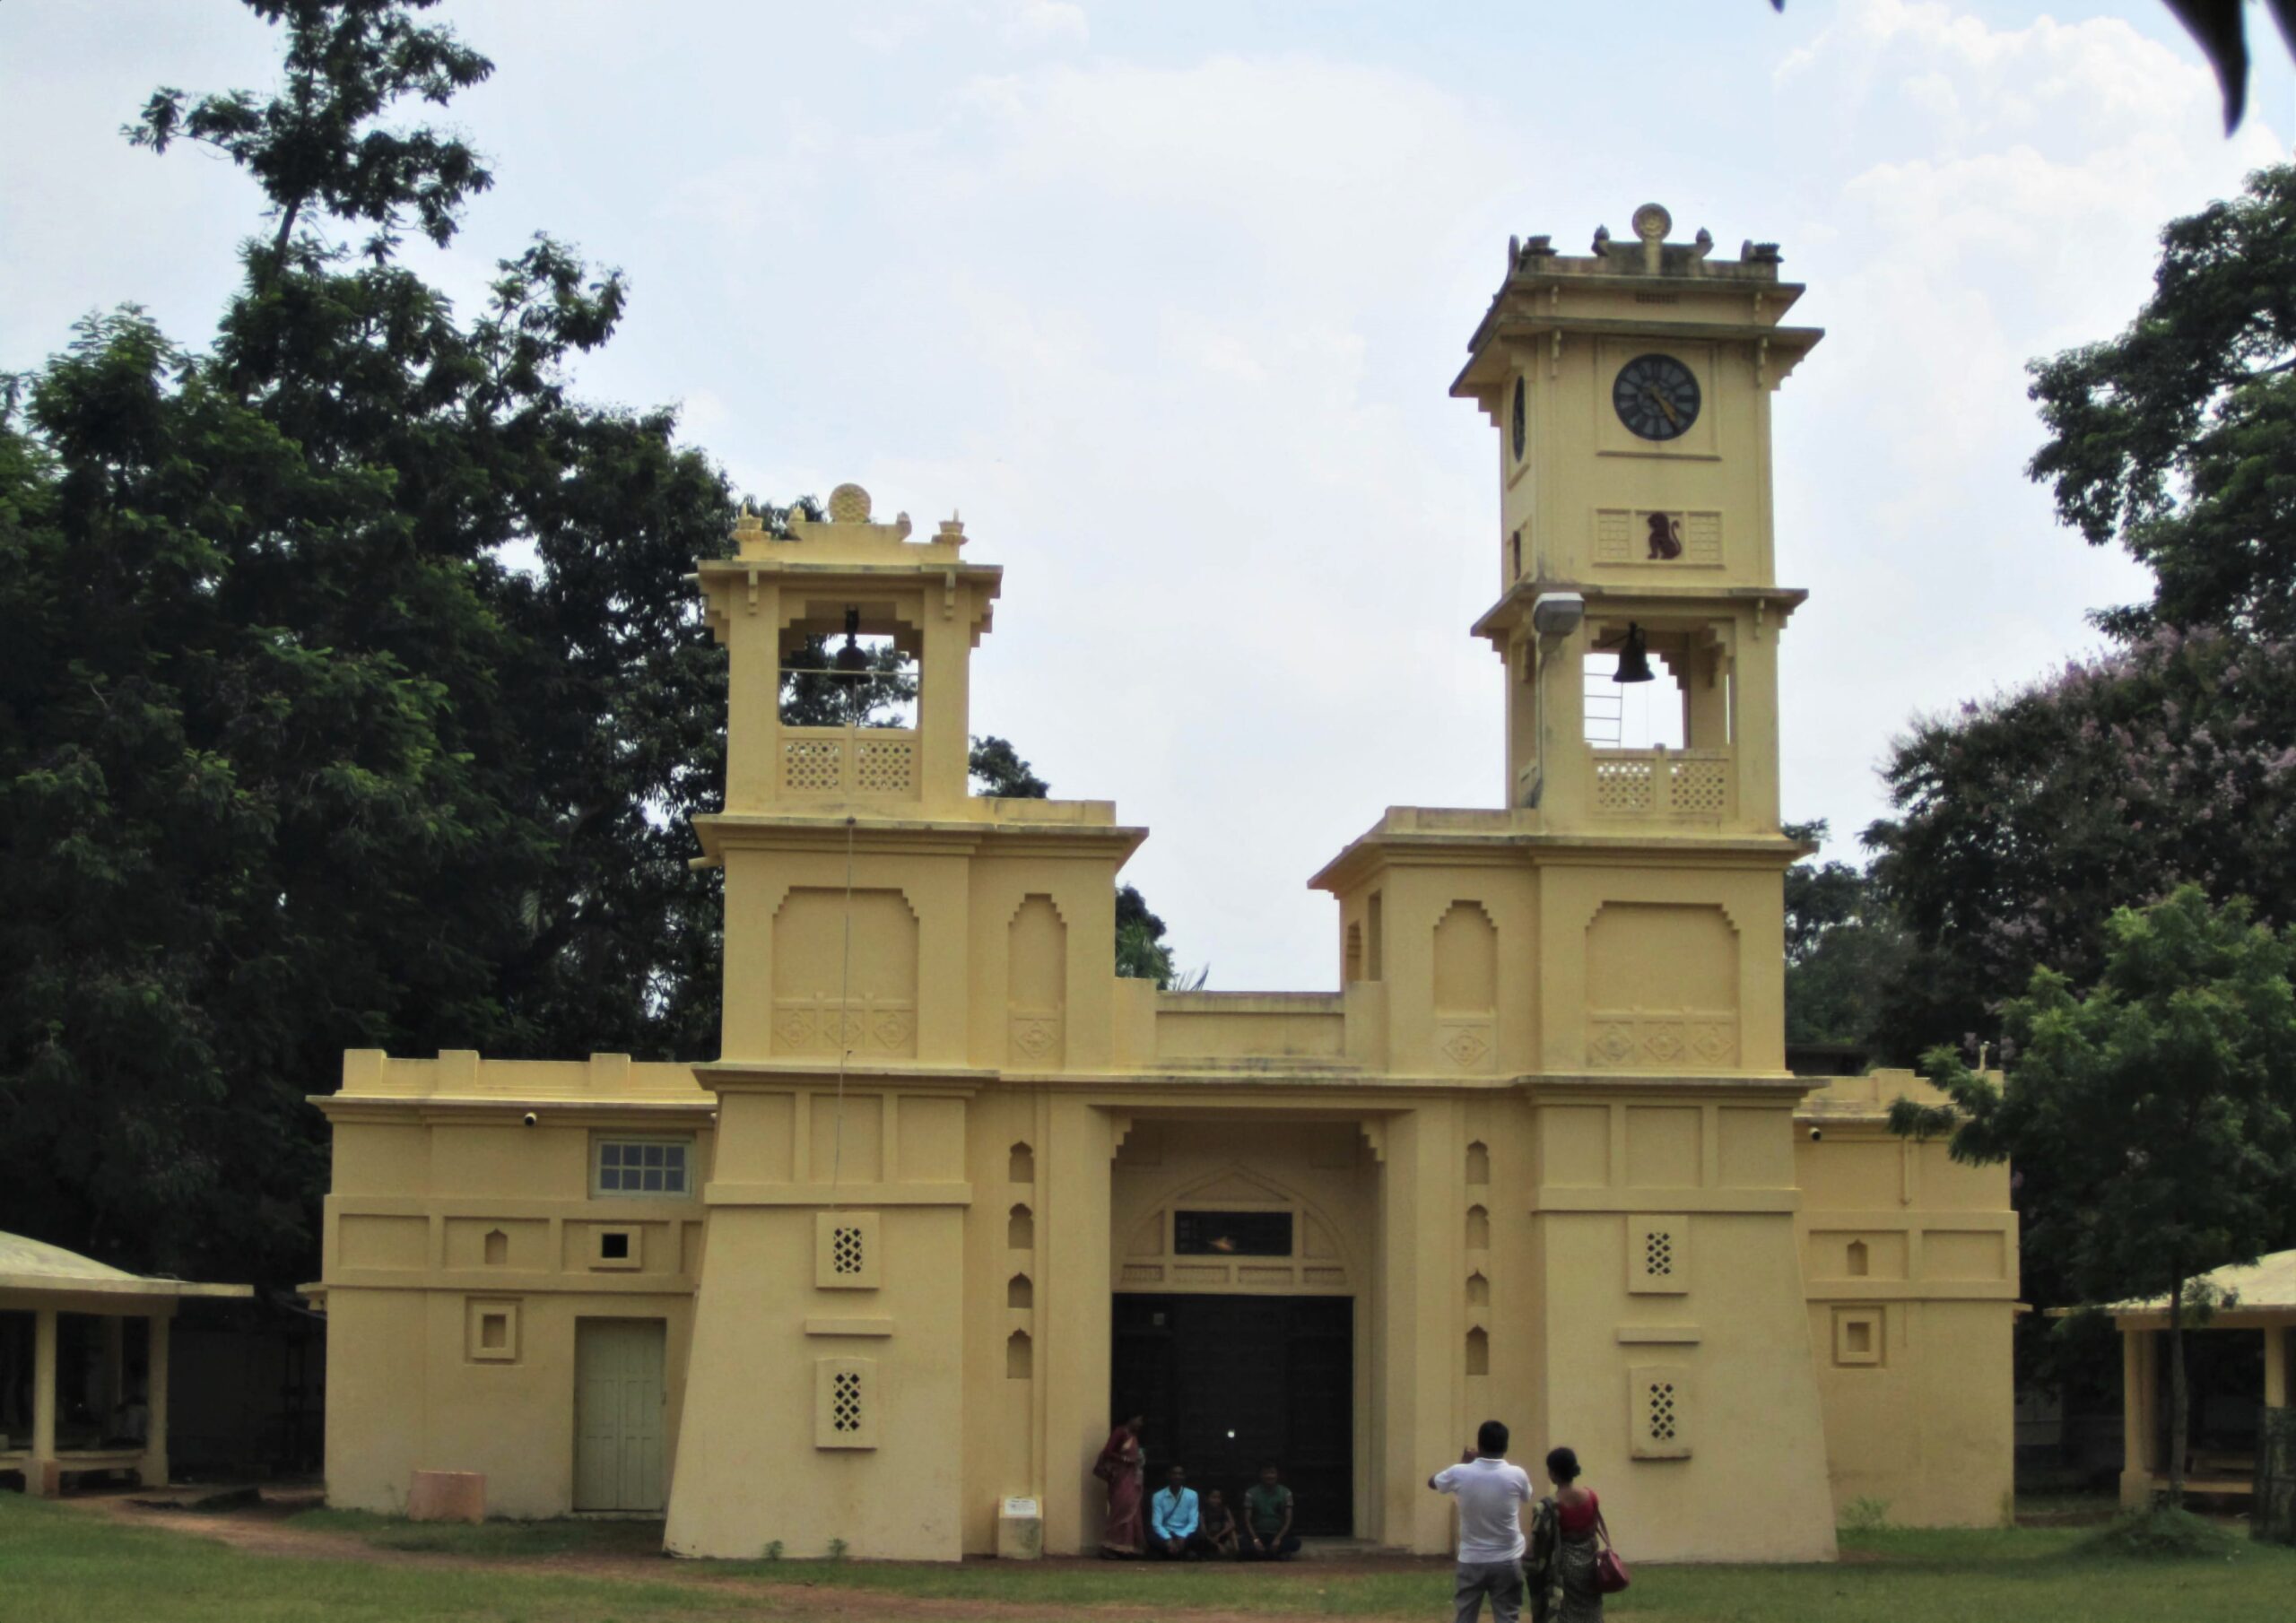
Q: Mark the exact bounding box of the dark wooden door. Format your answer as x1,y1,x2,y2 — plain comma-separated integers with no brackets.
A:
1111,1294,1352,1535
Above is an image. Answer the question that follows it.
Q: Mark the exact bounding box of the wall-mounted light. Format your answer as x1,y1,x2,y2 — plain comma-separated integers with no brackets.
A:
1530,592,1585,639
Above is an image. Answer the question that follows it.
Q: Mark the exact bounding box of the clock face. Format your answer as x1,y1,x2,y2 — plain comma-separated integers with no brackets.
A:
1612,353,1701,442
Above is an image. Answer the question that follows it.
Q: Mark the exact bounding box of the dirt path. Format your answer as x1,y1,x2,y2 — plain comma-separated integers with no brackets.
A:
65,1493,1432,1623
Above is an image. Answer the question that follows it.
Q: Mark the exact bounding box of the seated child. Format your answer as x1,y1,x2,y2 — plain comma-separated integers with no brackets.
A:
1201,1488,1241,1558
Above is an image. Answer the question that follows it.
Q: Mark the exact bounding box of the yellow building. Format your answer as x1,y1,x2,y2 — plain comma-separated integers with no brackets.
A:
312,205,2017,1559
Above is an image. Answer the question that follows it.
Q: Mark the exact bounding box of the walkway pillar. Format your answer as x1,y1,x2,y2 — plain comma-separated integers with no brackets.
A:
2266,1323,2289,1411
2119,1328,2156,1508
144,1311,171,1488
30,1307,57,1496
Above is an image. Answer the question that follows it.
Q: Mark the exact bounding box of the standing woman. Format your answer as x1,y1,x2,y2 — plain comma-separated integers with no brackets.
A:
1094,1411,1148,1558
1544,1446,1613,1620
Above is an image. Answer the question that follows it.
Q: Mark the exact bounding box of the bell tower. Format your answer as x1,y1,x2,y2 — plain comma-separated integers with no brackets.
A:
1452,204,1821,836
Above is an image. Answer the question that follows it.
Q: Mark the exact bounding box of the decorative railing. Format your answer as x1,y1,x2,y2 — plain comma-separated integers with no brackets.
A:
778,727,918,799
1588,747,1733,820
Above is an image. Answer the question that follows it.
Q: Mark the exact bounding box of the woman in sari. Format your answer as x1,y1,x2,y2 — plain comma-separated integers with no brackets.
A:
1093,1411,1147,1558
1544,1445,1611,1620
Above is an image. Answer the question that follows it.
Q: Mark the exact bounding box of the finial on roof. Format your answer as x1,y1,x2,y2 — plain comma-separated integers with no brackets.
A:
1591,223,1611,256
827,482,872,524
937,511,968,546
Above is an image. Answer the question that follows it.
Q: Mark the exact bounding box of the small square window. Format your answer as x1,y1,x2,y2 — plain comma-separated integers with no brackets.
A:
590,1227,642,1271
592,1136,693,1199
465,1298,520,1363
1833,1306,1884,1367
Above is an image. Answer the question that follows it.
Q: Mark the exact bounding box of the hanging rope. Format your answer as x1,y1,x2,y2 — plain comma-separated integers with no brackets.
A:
827,664,862,1212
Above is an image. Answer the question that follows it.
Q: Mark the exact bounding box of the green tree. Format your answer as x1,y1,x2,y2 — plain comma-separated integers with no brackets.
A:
1867,166,2296,1063
1892,887,2296,1504
968,735,1050,799
2030,165,2296,639
1,0,737,1280
1782,820,1909,1050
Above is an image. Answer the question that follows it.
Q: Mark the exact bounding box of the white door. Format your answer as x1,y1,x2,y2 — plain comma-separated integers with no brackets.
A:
574,1319,666,1512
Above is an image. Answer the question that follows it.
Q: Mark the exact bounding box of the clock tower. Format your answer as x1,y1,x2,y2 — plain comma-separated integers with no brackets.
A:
1452,203,1821,836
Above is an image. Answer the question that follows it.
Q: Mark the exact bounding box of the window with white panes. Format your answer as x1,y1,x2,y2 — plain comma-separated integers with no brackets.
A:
593,1136,694,1198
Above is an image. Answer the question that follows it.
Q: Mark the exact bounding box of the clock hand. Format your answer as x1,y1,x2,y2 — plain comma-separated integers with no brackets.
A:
1641,384,1681,428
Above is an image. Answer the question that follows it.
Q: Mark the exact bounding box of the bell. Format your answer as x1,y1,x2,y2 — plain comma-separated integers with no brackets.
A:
1613,622,1655,684
832,607,869,675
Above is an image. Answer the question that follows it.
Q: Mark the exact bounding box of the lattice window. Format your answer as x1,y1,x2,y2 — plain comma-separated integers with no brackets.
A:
1629,1215,1689,1295
815,1358,877,1448
1683,512,1723,563
1629,1362,1691,1458
852,736,914,794
1668,756,1730,816
1645,1229,1674,1278
1648,1379,1678,1441
783,736,843,792
1592,756,1656,812
831,1225,865,1277
815,1211,881,1289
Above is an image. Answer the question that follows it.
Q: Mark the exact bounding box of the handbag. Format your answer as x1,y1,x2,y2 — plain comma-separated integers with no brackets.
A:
1596,1546,1631,1593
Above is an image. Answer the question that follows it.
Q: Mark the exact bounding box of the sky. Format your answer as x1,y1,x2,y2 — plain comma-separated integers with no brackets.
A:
4,0,2292,991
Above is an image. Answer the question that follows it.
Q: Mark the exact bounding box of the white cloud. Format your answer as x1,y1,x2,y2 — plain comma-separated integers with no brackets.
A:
1768,0,2280,857
7,0,2286,991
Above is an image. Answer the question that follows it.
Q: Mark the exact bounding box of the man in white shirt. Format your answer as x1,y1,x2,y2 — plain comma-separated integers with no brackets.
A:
1429,1419,1535,1623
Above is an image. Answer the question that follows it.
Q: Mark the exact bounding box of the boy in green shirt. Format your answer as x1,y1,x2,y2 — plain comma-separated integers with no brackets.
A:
1242,1462,1300,1559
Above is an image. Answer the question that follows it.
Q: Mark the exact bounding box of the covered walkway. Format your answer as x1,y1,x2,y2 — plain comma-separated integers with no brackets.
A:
0,1231,249,1496
2112,1248,2296,1506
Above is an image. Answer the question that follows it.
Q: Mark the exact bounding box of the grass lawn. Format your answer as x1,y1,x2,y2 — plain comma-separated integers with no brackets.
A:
4,1491,2295,1622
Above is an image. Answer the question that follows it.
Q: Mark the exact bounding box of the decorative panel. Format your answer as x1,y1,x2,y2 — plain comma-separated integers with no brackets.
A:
1593,508,1724,568
1585,903,1740,1070
771,889,918,1059
1006,895,1067,1069
1587,1012,1739,1070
